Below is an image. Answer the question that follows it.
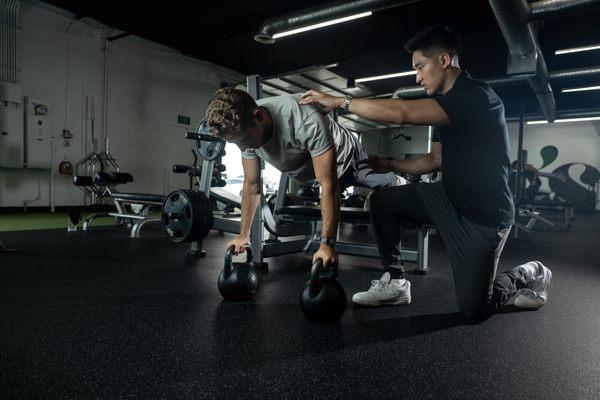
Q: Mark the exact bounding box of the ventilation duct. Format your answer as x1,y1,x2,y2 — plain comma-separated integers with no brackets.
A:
528,0,600,21
254,0,420,44
489,0,556,121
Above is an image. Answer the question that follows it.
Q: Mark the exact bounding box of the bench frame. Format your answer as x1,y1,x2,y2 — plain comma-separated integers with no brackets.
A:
71,176,163,238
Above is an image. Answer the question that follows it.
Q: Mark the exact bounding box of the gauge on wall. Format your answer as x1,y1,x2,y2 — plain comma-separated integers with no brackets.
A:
34,104,48,116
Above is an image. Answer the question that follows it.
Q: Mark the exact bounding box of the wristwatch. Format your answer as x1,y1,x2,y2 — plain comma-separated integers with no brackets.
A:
343,95,353,112
320,236,337,248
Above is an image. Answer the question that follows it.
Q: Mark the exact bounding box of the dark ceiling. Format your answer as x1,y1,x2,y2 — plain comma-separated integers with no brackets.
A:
43,0,600,119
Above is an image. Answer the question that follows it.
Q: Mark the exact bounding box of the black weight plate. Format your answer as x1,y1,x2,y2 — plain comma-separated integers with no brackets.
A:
189,190,213,239
200,191,214,235
188,190,204,241
181,189,202,243
162,190,195,243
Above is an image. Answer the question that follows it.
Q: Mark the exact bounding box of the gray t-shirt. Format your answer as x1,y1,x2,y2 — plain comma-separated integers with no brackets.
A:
242,94,355,186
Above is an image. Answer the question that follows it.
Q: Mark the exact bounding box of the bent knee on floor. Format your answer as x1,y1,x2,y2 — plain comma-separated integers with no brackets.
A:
457,298,494,320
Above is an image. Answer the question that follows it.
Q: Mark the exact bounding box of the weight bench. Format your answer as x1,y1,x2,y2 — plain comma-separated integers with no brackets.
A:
210,187,241,208
71,172,165,238
513,199,574,238
209,187,313,238
278,205,432,274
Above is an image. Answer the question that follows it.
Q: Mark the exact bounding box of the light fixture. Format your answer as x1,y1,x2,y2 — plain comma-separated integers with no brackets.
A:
272,12,372,39
555,44,600,55
356,70,416,83
527,116,600,124
561,85,600,93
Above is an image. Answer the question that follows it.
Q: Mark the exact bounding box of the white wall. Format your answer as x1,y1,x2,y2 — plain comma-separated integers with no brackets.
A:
508,121,600,193
361,126,432,158
0,0,243,208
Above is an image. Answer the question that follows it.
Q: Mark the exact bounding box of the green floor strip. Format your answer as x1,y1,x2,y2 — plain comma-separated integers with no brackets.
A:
0,212,124,232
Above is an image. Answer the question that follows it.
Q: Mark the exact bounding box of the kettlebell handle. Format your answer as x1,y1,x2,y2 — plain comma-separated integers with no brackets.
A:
225,245,253,274
310,257,338,280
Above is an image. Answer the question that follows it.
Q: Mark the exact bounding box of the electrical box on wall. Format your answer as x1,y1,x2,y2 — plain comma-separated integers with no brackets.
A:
0,82,24,168
24,97,53,169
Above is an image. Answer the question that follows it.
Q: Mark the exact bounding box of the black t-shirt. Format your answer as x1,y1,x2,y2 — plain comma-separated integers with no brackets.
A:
433,71,515,228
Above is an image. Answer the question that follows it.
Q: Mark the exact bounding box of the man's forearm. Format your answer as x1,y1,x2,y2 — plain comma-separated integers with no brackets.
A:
239,182,261,238
390,153,440,175
335,97,407,124
319,182,340,239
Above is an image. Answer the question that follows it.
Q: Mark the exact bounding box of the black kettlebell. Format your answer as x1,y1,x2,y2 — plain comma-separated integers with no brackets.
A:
300,258,347,324
218,245,259,301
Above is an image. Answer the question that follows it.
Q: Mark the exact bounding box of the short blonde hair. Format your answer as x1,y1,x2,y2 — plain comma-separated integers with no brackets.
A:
205,88,257,137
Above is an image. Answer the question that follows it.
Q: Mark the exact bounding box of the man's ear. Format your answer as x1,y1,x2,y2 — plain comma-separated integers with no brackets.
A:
440,52,452,69
253,108,264,122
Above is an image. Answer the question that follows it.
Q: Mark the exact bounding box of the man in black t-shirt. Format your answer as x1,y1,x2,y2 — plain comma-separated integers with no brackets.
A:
300,26,552,318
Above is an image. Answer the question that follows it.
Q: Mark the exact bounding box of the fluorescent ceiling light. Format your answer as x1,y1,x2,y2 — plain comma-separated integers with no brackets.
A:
527,116,600,125
356,70,417,83
561,85,600,93
272,12,372,39
555,44,600,55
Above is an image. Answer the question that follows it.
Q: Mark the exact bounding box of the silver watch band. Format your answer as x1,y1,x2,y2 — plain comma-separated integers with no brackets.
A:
343,95,353,112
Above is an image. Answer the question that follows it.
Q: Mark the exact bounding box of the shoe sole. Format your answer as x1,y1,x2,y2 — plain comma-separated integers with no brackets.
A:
514,293,545,309
352,295,411,307
533,263,552,303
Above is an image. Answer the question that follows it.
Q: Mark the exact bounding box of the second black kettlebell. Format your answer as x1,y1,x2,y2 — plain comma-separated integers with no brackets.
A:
218,245,258,301
300,258,347,324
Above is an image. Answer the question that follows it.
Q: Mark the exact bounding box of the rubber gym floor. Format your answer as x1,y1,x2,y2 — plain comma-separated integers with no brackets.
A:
1,211,599,399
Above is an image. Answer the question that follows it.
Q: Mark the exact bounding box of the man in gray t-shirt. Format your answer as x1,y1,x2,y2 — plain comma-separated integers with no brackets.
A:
242,93,397,189
205,88,400,269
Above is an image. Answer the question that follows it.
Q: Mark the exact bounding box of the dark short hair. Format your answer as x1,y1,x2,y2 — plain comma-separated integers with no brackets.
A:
404,25,462,59
205,88,257,137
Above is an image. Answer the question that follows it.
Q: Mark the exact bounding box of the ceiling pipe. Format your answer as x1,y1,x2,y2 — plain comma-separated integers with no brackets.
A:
528,0,600,21
254,0,420,44
505,107,600,122
392,65,600,98
489,0,556,121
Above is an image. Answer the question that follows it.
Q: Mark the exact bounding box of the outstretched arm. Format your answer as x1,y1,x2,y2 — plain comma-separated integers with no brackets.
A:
300,90,451,127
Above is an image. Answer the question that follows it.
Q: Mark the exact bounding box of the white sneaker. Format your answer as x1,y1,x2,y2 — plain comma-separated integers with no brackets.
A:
352,272,411,306
395,175,407,186
514,261,552,309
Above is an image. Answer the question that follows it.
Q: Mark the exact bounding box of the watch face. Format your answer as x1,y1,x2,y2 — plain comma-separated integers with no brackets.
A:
321,238,335,246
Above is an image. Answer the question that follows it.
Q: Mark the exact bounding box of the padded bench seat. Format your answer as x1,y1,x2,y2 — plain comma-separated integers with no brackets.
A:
93,172,134,185
73,175,94,186
73,173,134,187
210,187,242,208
